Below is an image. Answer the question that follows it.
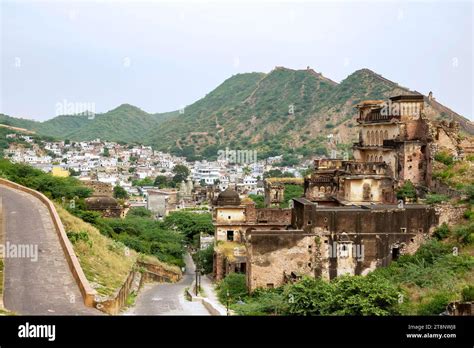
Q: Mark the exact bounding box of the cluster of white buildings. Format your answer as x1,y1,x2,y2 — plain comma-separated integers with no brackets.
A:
4,134,309,197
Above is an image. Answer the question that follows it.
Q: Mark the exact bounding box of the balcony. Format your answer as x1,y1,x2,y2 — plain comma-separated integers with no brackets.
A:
358,112,401,124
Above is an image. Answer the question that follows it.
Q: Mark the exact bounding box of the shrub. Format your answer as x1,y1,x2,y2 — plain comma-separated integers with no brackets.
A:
234,288,287,315
193,245,214,274
217,273,247,304
453,223,474,245
283,275,400,316
128,207,153,218
396,181,417,201
464,185,474,204
67,230,92,247
461,285,474,302
417,292,453,315
463,209,474,221
284,277,334,315
425,194,448,205
433,223,450,240
435,151,454,166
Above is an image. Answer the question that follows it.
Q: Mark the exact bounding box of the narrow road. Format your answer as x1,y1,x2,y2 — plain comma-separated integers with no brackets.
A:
0,185,100,315
124,253,209,315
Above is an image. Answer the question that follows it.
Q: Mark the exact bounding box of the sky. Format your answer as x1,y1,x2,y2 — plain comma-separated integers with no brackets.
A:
0,0,473,121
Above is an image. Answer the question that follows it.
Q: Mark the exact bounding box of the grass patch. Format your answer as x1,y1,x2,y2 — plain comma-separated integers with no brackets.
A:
55,203,137,297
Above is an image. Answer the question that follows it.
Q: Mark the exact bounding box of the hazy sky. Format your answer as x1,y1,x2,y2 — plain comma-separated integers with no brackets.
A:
1,0,473,121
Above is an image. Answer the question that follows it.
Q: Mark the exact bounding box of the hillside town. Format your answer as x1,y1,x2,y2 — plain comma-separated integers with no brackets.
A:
2,133,314,216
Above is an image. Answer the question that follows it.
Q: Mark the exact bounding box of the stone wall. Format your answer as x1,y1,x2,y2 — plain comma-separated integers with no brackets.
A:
0,178,97,307
95,269,140,315
246,230,316,292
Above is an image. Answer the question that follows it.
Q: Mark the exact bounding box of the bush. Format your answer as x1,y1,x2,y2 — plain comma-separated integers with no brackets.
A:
283,275,400,316
461,285,474,302
163,211,214,242
193,245,214,274
66,230,92,247
397,181,417,201
417,292,453,315
128,207,153,218
435,151,454,166
249,194,264,208
284,277,334,315
464,185,474,204
463,209,474,221
425,194,448,205
217,273,247,304
234,288,287,315
453,223,474,245
433,223,450,240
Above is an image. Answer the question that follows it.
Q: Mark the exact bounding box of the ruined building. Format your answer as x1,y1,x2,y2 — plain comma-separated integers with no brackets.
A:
213,94,460,292
82,180,128,218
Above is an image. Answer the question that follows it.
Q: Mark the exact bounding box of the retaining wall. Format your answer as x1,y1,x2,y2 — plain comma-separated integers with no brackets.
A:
0,178,97,307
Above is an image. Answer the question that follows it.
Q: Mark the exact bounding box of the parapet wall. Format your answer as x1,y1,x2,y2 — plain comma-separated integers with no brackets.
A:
0,178,98,307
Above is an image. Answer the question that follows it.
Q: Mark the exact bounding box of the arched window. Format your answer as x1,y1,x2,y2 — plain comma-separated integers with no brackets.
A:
379,156,383,162
375,131,380,146
366,131,370,145
370,131,374,146
384,130,388,141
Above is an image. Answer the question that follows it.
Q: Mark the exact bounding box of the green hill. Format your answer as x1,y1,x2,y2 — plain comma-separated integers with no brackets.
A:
2,67,472,159
145,67,473,160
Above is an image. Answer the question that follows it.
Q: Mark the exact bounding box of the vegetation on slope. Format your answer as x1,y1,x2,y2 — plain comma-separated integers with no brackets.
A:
2,68,471,161
55,204,137,297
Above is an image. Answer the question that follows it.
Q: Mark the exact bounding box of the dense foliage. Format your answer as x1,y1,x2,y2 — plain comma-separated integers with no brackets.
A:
248,194,264,208
396,180,417,201
163,211,214,243
0,159,91,199
229,239,474,316
193,245,214,274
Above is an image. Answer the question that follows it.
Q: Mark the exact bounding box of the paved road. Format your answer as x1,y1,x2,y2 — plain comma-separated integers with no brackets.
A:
0,185,100,315
124,253,209,315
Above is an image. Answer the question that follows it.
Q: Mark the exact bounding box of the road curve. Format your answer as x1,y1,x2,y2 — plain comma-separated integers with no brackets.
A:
0,185,99,315
124,253,209,315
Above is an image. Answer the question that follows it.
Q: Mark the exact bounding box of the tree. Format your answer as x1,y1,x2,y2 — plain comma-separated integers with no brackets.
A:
103,147,110,157
249,194,264,208
193,245,214,274
163,211,213,241
217,273,247,304
172,164,190,185
113,185,129,199
284,275,400,316
154,175,169,188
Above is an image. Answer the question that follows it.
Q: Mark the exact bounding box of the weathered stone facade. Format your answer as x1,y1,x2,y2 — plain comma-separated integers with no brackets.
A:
264,178,304,207
246,199,438,291
212,94,461,293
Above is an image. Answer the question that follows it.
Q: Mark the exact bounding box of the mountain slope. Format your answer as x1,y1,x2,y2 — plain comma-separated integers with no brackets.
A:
145,67,473,160
2,67,471,159
58,104,170,143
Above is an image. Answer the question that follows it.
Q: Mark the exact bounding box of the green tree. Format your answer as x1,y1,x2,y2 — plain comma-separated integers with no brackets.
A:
249,194,264,208
154,175,169,188
172,164,190,185
193,245,214,274
217,273,247,304
113,185,129,199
